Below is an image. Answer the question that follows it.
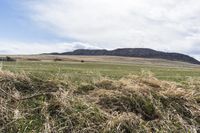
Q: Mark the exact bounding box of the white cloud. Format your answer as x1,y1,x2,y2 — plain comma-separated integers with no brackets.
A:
24,0,200,56
0,0,197,60
0,41,97,55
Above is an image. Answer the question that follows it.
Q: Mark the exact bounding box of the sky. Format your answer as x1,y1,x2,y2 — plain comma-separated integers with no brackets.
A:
0,0,200,60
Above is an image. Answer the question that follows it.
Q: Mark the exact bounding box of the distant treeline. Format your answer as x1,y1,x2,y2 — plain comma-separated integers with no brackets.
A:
0,56,16,62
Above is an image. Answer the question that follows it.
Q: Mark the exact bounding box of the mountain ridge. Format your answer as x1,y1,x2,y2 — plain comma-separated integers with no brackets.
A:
49,48,200,65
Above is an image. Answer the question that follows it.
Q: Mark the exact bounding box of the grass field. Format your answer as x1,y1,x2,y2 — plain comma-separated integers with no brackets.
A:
2,56,200,83
0,56,200,132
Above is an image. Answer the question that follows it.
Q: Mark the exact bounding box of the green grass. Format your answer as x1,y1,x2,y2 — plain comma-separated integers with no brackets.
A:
2,61,200,82
0,70,199,133
0,59,200,132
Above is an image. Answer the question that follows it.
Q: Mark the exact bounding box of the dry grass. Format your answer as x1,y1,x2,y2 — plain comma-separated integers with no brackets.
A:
0,70,199,133
12,55,200,68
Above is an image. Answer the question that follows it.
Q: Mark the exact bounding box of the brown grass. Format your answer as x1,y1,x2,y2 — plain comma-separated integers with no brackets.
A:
0,71,199,133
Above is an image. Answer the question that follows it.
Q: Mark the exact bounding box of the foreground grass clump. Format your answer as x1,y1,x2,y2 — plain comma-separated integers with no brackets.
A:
0,71,199,133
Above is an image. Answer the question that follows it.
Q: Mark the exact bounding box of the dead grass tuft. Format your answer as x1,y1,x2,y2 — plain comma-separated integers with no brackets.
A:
0,71,199,132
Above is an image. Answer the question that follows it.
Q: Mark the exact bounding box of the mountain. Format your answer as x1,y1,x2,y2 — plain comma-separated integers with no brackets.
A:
50,48,200,65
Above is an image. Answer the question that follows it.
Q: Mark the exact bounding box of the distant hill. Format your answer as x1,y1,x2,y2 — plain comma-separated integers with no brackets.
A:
49,48,200,65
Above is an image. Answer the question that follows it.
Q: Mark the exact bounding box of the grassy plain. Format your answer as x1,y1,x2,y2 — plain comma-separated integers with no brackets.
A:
2,55,200,82
0,56,200,132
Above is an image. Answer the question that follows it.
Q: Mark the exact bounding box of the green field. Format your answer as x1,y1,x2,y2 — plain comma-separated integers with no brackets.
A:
1,58,200,132
2,60,200,82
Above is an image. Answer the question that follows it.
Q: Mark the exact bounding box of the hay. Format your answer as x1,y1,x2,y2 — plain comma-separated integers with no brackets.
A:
0,71,199,133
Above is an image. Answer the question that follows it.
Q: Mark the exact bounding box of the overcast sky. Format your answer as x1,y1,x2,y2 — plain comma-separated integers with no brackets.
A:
0,0,200,59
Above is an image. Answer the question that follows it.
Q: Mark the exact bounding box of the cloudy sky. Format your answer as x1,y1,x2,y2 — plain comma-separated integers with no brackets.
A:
0,0,200,59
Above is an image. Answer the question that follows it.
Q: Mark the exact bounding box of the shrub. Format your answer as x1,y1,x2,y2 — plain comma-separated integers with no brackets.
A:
0,56,16,62
54,58,63,62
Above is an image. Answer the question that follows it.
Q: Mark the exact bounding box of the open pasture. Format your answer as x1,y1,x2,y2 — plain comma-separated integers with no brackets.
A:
1,55,200,82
